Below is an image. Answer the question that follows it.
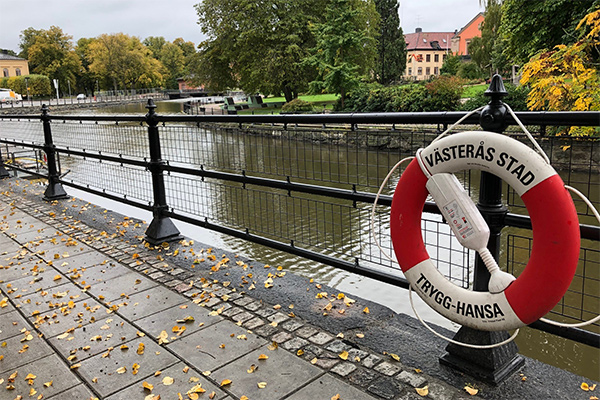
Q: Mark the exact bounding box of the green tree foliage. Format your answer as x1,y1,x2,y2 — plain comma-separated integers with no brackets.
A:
160,42,185,89
307,0,378,108
87,33,165,91
194,0,326,100
173,38,197,76
0,49,17,57
440,53,461,75
461,82,529,111
468,0,504,77
143,36,167,59
374,0,406,84
19,26,81,95
499,0,597,64
75,38,96,94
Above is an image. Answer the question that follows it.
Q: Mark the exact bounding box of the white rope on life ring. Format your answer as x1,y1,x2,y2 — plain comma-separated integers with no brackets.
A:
390,131,581,332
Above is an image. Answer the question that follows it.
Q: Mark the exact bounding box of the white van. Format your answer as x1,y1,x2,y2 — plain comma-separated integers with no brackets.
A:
0,88,21,103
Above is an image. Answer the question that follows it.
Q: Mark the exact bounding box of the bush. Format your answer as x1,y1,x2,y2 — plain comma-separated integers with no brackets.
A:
457,61,485,80
281,98,315,113
461,83,530,111
423,76,464,111
0,74,52,96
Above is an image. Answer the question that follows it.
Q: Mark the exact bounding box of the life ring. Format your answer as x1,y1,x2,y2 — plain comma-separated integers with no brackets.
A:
390,131,580,331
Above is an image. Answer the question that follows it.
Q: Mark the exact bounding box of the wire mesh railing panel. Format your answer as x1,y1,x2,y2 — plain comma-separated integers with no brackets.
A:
51,121,149,160
60,156,152,204
507,233,600,329
0,120,45,145
164,171,471,285
505,135,600,221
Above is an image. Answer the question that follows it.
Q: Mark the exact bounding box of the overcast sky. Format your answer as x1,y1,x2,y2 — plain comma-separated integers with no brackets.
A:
0,0,484,53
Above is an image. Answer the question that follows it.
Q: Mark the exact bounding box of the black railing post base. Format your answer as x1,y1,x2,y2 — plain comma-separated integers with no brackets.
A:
43,182,68,201
0,166,9,179
145,216,183,245
440,327,524,385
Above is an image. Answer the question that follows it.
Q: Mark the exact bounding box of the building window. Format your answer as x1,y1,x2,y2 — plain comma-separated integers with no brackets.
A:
2,69,8,78
417,67,422,75
434,54,439,63
418,54,423,62
426,54,431,62
408,67,412,75
15,69,21,76
426,67,431,75
434,67,439,75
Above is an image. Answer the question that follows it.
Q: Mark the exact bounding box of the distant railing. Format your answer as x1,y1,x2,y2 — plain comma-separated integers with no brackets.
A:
0,94,598,380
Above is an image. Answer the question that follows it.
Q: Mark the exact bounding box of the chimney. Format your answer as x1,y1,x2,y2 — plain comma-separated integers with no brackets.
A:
415,27,422,33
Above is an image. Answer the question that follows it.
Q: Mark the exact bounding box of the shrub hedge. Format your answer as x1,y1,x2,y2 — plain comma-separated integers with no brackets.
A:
0,75,52,96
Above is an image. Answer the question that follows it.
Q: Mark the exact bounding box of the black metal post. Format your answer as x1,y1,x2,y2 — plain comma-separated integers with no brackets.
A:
0,144,10,179
440,75,524,384
144,99,182,244
41,104,68,200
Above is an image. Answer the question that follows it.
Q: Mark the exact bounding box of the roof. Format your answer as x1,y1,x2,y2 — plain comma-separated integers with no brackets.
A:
0,53,26,61
453,12,485,38
404,32,453,51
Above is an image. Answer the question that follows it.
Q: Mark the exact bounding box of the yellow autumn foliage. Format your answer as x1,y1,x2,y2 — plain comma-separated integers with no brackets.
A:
520,9,600,136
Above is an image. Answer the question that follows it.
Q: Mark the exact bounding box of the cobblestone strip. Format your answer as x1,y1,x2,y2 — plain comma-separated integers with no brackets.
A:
1,189,472,400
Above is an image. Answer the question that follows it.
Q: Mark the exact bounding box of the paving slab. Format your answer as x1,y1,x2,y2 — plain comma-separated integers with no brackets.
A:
287,372,380,400
0,353,82,399
4,224,59,243
47,383,97,400
211,346,323,400
10,281,90,317
106,361,229,400
134,300,222,340
0,214,44,233
0,248,41,271
48,314,141,365
0,309,32,341
30,296,106,338
167,320,266,372
52,250,113,273
77,337,179,398
1,267,68,298
113,285,187,321
24,237,95,262
0,328,54,374
67,262,131,288
87,271,158,302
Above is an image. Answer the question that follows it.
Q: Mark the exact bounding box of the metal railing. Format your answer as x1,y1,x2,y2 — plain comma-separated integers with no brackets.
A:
0,91,598,375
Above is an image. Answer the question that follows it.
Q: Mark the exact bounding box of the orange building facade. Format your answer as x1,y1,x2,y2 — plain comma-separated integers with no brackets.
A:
451,13,485,55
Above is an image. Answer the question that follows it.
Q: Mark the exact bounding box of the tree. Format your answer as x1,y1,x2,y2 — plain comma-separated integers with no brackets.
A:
520,9,600,136
468,0,504,77
307,0,378,108
374,0,406,84
20,26,81,96
440,53,461,75
75,38,97,94
499,0,596,65
160,42,185,89
143,36,167,59
194,0,326,100
87,33,165,91
0,49,17,57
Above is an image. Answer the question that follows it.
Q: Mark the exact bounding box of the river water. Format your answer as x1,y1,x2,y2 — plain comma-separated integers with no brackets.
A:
55,100,598,380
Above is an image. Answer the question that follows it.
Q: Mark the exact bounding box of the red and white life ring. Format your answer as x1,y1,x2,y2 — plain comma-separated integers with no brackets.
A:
390,131,580,331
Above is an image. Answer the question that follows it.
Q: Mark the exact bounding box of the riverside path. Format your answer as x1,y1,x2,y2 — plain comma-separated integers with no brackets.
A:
0,178,596,400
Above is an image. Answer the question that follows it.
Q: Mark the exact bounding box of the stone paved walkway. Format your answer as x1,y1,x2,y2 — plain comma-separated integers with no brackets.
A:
0,178,597,400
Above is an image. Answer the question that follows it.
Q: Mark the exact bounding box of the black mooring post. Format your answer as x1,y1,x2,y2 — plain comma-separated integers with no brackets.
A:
41,104,68,201
439,75,525,384
144,99,182,245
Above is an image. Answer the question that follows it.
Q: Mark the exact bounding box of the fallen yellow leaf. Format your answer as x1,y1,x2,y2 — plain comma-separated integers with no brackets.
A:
464,386,478,395
258,354,269,360
415,386,429,397
390,353,401,362
43,381,53,388
338,351,349,360
363,307,370,314
582,382,591,391
116,367,127,374
137,343,145,355
257,382,267,389
220,379,232,387
162,376,174,385
142,381,154,391
331,395,341,400
24,373,36,380
247,364,257,374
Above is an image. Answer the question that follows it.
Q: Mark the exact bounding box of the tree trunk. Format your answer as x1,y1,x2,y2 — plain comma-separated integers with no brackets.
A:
283,86,294,103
